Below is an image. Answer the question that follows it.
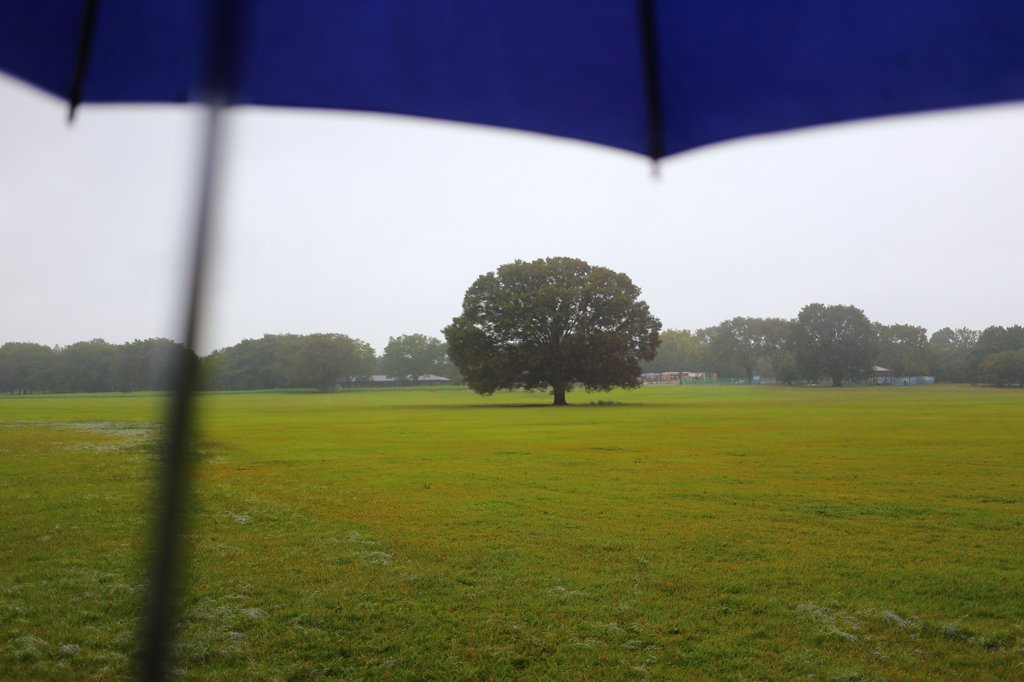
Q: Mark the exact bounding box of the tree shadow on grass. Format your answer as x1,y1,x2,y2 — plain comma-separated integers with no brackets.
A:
443,400,642,409
457,403,552,408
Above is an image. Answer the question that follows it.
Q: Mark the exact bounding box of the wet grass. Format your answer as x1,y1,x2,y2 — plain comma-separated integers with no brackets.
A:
1,385,1022,680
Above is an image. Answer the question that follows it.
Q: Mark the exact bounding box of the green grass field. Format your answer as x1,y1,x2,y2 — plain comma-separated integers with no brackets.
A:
1,385,1022,681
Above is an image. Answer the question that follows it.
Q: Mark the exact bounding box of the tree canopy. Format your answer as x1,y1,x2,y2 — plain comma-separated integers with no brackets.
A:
383,334,448,384
929,327,979,383
968,325,1024,379
297,333,376,392
203,333,373,391
875,323,932,378
0,342,55,394
642,329,702,374
978,350,1024,387
792,304,877,387
758,318,796,379
705,317,763,382
0,338,187,394
690,317,795,382
443,258,661,405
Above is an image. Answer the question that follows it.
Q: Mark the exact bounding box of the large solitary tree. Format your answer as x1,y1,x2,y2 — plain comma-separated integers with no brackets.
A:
443,257,661,405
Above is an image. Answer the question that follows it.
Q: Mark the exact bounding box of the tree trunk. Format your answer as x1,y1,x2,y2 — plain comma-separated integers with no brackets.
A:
831,372,844,387
552,385,568,406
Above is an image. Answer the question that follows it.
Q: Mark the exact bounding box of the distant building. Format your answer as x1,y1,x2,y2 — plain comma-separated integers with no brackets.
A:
872,368,934,385
412,374,453,386
354,374,453,387
642,372,715,385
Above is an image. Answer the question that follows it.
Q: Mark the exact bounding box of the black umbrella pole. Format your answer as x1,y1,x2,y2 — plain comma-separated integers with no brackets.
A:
138,102,225,682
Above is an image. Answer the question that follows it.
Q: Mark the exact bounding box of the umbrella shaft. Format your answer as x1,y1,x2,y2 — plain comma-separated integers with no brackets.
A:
138,101,225,682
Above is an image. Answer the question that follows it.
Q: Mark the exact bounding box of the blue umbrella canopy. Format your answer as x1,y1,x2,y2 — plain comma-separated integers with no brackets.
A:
2,1,1023,158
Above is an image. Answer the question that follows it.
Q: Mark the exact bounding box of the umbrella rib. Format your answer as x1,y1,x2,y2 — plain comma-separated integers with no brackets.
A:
68,0,101,122
637,0,664,165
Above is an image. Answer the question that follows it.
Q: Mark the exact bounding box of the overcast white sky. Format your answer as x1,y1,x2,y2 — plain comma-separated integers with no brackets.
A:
1,71,1022,356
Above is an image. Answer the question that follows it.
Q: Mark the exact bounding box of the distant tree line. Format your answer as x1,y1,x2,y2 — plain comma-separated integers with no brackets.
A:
4,309,1021,395
643,304,1024,387
0,338,188,394
1,332,463,394
202,333,375,392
